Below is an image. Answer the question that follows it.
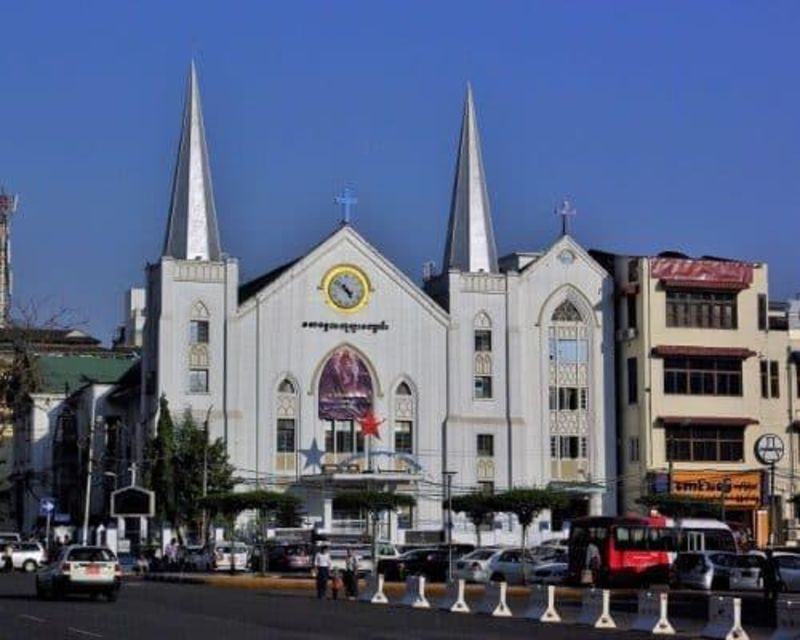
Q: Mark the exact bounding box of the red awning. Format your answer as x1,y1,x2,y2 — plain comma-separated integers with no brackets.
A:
651,257,753,287
660,416,759,427
652,345,756,359
662,279,749,291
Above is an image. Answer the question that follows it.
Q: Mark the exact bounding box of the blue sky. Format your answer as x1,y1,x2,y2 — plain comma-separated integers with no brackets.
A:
2,1,799,341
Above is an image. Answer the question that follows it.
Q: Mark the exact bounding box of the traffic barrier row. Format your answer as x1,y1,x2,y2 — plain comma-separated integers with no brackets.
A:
357,575,766,639
772,595,800,640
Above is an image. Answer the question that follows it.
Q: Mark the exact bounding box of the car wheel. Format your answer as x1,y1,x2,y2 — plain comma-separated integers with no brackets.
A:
89,592,100,601
490,573,505,583
106,589,119,603
23,560,37,573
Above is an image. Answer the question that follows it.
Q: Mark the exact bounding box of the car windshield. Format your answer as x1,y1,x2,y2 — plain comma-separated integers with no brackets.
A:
67,548,115,562
19,543,40,551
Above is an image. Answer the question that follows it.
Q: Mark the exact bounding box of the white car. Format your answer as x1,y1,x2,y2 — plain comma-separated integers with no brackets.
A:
35,545,121,601
210,542,249,571
453,548,499,583
10,542,46,572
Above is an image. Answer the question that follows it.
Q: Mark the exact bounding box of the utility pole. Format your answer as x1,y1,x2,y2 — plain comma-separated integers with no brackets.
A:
201,405,213,545
81,417,98,546
443,471,456,582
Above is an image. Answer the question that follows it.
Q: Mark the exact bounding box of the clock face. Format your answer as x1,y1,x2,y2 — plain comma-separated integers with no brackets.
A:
323,266,370,312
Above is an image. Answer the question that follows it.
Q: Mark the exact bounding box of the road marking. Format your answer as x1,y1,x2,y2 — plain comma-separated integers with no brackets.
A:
67,627,104,638
19,614,46,623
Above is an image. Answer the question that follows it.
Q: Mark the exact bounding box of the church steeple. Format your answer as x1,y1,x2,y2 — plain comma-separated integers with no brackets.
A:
163,61,222,262
442,84,498,274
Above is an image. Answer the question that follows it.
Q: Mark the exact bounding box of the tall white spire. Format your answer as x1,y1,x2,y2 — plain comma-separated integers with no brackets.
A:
163,61,222,262
442,84,498,274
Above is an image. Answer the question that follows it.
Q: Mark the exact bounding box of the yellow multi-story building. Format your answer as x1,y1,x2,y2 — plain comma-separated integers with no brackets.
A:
592,250,799,546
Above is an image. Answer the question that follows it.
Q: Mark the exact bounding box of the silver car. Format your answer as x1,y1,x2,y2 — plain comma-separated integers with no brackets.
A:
675,551,737,590
9,542,46,572
728,554,764,591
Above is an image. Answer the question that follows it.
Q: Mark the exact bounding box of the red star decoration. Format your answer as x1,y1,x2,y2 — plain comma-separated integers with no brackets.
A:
358,412,384,439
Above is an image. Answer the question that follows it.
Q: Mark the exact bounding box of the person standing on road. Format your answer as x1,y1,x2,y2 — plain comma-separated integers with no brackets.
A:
584,539,601,586
312,543,331,599
344,549,359,599
762,550,782,625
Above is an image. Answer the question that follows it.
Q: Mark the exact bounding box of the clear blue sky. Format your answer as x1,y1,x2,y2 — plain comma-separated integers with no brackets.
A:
2,1,799,342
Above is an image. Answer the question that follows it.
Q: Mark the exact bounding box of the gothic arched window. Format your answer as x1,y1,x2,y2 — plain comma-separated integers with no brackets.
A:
276,377,298,471
473,312,493,399
394,381,416,454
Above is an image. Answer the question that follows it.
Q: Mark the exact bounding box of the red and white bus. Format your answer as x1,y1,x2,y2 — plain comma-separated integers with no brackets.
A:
567,516,737,587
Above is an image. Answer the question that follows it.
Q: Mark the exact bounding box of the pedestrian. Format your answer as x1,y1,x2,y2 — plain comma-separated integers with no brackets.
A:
345,549,359,599
312,543,331,599
2,544,13,573
584,539,601,586
762,550,782,626
166,538,179,570
331,569,343,600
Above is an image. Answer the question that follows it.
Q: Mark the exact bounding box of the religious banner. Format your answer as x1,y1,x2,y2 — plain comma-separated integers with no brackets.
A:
318,347,373,420
670,470,763,508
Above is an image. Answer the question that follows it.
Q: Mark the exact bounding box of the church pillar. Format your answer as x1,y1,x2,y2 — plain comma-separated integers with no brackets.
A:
323,497,333,532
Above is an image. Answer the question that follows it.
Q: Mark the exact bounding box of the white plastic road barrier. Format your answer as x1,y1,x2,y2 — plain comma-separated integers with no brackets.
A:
438,579,470,613
770,595,800,640
400,575,430,609
631,590,675,635
576,588,616,629
701,596,749,640
523,584,561,623
476,581,512,617
359,573,388,604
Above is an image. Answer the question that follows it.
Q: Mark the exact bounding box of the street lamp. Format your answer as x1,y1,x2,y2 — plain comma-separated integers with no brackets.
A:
443,471,457,582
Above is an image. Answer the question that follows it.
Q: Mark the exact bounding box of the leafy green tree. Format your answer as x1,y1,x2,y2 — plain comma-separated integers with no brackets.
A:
199,490,301,539
491,487,568,582
450,492,494,548
173,410,235,537
150,396,177,526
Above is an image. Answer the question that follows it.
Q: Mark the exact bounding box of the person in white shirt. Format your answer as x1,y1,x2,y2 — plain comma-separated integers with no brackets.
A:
313,543,332,599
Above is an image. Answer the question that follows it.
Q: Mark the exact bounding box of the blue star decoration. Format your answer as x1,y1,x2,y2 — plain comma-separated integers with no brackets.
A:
299,437,324,471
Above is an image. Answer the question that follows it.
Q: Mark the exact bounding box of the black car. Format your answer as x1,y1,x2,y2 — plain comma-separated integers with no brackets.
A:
378,548,454,583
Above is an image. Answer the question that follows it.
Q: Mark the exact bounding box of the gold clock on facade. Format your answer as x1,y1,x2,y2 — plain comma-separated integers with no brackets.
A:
322,265,371,313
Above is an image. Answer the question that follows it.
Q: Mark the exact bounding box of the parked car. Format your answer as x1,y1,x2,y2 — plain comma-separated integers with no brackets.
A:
487,548,538,585
35,545,121,601
183,545,213,572
674,551,737,590
453,548,500,583
9,541,46,572
210,542,249,572
116,553,139,576
773,553,800,592
266,543,312,572
529,561,568,585
728,554,764,591
378,548,455,582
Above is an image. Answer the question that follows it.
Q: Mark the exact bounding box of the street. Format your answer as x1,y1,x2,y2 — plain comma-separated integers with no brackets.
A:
0,573,682,640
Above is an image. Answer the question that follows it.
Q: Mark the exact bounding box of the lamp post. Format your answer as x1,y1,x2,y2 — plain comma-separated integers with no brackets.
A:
201,405,213,545
443,471,457,582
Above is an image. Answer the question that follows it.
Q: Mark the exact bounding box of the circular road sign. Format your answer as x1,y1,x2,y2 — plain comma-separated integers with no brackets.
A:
755,433,785,465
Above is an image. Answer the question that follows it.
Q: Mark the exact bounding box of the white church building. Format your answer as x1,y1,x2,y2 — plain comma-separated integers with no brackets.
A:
135,64,617,544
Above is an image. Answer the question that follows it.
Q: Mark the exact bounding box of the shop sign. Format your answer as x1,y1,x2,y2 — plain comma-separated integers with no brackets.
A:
671,470,762,508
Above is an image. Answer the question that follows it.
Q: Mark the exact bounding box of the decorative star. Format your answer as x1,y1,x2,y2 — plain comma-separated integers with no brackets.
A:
299,437,325,471
358,412,384,439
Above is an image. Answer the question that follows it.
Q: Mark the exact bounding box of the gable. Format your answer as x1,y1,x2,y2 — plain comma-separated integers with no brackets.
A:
236,226,449,326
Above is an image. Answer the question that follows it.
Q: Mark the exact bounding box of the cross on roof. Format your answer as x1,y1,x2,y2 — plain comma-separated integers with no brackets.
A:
335,187,358,225
556,199,577,236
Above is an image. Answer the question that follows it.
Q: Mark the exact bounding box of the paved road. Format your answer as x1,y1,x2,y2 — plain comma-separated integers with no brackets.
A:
0,573,678,640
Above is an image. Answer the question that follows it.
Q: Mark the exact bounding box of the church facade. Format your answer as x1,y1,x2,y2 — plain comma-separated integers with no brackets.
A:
138,65,616,543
